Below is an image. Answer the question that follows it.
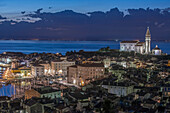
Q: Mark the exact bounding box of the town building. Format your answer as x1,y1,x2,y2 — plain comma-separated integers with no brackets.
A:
39,63,51,76
103,57,111,68
24,98,56,113
25,86,61,100
68,63,105,86
120,27,152,54
102,81,134,97
161,84,170,96
31,64,44,77
11,68,21,73
19,66,31,77
0,56,12,63
152,45,162,55
120,40,140,52
167,60,170,67
51,57,75,76
11,61,20,69
25,89,41,100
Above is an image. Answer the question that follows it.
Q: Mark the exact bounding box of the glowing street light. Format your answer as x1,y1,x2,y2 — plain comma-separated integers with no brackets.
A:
58,70,62,74
73,79,76,84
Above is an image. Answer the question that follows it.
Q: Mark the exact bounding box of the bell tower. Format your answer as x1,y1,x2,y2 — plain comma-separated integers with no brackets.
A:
145,27,151,54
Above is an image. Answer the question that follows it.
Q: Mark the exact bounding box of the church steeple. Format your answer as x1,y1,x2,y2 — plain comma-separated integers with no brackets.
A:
145,27,151,54
146,27,151,37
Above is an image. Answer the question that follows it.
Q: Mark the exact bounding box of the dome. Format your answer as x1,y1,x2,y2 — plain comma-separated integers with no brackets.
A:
152,45,162,55
153,45,161,50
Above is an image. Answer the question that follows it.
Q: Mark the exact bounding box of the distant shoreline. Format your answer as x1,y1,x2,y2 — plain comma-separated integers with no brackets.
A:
0,39,170,42
0,40,169,55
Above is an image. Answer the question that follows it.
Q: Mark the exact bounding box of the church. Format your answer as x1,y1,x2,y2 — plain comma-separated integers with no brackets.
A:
120,27,162,55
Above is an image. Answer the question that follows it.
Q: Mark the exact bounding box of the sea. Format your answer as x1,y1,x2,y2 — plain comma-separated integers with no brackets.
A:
0,40,169,55
0,40,170,97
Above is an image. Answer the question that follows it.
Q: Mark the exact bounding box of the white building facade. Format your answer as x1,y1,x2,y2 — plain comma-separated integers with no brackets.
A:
120,27,151,54
102,84,134,97
152,45,162,55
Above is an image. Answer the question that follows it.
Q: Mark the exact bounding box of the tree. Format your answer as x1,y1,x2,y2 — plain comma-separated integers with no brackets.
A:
103,99,112,113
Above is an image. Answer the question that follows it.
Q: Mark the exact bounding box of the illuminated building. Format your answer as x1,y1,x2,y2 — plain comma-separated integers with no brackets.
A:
120,27,151,54
167,60,170,67
0,56,11,63
19,66,31,77
31,64,44,77
11,68,21,73
39,63,51,75
145,27,151,54
102,81,134,97
11,61,20,69
25,89,41,100
120,40,140,52
68,63,105,86
161,84,170,96
103,57,111,68
152,45,162,55
51,57,75,76
25,86,61,100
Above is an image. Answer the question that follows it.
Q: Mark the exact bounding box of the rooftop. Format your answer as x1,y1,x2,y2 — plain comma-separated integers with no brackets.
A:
52,59,74,62
152,45,161,50
19,66,31,70
69,92,90,100
32,64,44,67
120,40,139,43
78,63,104,67
34,86,61,94
69,63,104,68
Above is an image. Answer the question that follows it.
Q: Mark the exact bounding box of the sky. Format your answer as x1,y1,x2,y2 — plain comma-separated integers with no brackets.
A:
0,0,170,40
0,0,170,14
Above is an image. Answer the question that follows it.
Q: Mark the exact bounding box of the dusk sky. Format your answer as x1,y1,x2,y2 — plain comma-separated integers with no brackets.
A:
0,0,170,13
0,0,170,40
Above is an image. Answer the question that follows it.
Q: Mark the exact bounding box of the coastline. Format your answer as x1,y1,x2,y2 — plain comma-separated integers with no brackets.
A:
0,40,169,55
0,39,170,42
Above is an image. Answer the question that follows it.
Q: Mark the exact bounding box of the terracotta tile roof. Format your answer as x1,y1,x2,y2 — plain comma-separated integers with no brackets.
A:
135,44,143,46
69,65,77,68
32,64,44,67
19,66,31,70
52,59,74,62
153,45,161,50
69,63,104,68
121,41,139,43
137,42,145,44
135,42,145,46
78,63,104,67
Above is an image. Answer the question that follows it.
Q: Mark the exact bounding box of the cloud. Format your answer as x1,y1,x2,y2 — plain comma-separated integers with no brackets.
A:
164,7,170,11
158,23,165,28
0,16,41,23
21,11,26,14
35,27,68,31
0,8,170,40
11,22,16,25
34,8,43,14
0,15,6,19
